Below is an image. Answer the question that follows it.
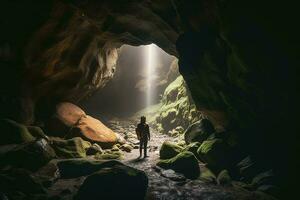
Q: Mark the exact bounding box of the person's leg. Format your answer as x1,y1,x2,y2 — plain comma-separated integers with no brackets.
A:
139,140,143,157
144,140,148,157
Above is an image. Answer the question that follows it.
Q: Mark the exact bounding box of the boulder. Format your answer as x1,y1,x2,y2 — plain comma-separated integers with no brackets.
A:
0,168,46,197
184,119,215,144
86,143,103,155
73,115,118,148
0,119,35,145
57,159,121,178
199,166,216,183
50,137,91,158
0,139,56,171
197,139,229,169
217,169,232,186
45,102,117,148
95,151,123,160
160,169,186,181
184,142,201,160
159,141,184,159
120,143,133,152
74,164,148,200
157,151,200,179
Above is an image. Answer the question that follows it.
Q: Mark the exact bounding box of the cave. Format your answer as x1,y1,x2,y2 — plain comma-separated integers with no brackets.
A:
0,1,299,200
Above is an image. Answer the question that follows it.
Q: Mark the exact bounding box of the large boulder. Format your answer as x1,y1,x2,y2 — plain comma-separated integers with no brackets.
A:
157,151,200,179
46,102,117,148
159,141,184,159
0,139,56,171
57,159,121,178
50,137,91,158
73,115,118,148
0,119,35,145
184,119,215,144
74,164,148,200
197,139,229,169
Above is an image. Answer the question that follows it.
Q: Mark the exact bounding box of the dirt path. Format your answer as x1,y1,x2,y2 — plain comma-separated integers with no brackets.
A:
106,119,271,200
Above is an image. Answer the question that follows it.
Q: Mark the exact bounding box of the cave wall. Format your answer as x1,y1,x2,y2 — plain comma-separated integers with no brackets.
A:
0,0,299,196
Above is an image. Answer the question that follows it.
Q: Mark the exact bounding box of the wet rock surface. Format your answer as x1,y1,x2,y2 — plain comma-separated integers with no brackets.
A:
107,119,277,200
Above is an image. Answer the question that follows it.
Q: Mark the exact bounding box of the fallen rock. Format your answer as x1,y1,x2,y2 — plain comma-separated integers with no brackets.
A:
157,151,200,179
50,137,91,158
197,139,229,169
45,102,117,148
0,139,56,171
184,119,215,144
159,141,184,159
217,169,232,186
86,143,103,155
199,166,217,183
120,143,133,152
74,164,148,200
57,159,121,178
160,169,186,182
0,119,35,145
73,115,118,148
0,168,46,197
95,151,123,160
184,142,201,160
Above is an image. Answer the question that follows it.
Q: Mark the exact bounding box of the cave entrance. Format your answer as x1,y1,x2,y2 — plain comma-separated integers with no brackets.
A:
80,44,200,135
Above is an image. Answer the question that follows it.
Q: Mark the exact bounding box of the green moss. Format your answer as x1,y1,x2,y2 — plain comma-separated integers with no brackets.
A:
95,151,123,160
197,139,229,169
157,151,200,179
159,141,184,159
51,137,91,158
199,166,216,183
184,142,201,159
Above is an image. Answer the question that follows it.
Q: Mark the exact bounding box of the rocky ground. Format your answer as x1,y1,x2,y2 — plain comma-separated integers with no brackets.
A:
106,119,277,200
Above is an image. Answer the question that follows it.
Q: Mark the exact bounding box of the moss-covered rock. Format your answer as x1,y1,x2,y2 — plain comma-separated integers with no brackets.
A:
217,169,232,186
199,166,217,183
0,119,35,145
159,141,184,159
155,76,201,134
95,151,123,160
86,143,103,155
157,151,200,179
197,139,229,169
120,143,133,152
184,142,201,160
184,119,215,144
74,164,148,200
50,137,91,158
0,139,56,171
27,126,48,140
57,159,121,178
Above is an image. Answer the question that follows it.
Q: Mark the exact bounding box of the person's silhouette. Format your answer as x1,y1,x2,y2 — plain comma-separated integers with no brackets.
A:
136,116,150,158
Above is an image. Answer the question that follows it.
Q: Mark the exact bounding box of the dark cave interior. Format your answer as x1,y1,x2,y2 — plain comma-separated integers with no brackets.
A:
0,0,299,200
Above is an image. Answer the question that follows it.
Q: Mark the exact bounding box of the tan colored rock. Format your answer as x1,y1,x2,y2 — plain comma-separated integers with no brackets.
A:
46,102,117,148
56,102,86,126
75,115,117,148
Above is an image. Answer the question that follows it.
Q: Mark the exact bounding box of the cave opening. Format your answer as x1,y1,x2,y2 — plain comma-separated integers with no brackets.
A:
0,1,298,200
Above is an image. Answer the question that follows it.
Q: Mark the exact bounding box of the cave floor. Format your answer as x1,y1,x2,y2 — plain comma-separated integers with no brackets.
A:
106,119,273,200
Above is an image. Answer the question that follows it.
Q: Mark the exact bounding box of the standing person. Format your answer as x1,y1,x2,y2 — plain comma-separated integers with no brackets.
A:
136,116,150,158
